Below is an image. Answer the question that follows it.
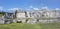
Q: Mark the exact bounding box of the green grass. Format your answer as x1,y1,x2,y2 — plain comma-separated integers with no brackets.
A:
0,14,3,17
0,23,41,29
39,23,60,29
0,23,60,29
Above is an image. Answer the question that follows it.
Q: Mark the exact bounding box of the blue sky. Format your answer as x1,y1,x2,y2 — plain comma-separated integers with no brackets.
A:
0,0,60,12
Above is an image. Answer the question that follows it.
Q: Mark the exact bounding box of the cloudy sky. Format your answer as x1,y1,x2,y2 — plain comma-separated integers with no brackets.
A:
0,0,60,12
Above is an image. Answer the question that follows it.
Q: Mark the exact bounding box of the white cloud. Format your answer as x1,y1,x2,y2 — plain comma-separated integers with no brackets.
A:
29,5,33,8
33,8,39,10
8,8,19,11
8,8,20,12
55,8,60,10
41,6,48,10
29,5,39,10
0,6,3,10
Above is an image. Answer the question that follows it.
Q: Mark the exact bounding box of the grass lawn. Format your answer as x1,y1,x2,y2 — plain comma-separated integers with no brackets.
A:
0,23,60,29
0,23,41,29
0,14,3,17
39,23,60,29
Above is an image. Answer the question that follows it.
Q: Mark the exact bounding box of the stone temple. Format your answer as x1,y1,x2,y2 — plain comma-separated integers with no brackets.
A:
0,9,60,24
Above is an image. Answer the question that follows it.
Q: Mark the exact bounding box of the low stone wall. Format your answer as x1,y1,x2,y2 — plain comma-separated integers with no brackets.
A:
0,18,5,24
16,18,60,24
0,18,60,24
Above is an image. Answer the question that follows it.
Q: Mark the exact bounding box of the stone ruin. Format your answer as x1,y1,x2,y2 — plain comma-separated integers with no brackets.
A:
0,17,60,24
0,18,13,24
0,18,5,24
15,18,60,24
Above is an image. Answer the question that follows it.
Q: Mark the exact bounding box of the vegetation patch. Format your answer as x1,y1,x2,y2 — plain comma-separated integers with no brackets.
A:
0,22,60,29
